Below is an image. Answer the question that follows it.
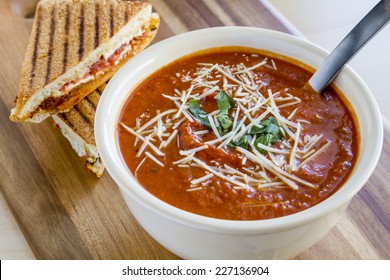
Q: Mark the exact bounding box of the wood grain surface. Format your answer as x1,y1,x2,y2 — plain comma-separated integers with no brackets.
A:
0,0,388,259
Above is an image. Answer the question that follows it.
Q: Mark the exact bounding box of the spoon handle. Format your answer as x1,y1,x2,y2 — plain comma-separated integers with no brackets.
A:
308,0,390,93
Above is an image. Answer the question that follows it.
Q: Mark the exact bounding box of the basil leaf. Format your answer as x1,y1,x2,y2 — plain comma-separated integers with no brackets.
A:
250,117,283,139
249,125,265,135
249,117,284,153
217,114,232,130
265,123,283,140
256,133,277,146
254,134,277,153
227,134,251,149
250,116,278,135
215,90,234,114
215,90,234,131
188,99,211,127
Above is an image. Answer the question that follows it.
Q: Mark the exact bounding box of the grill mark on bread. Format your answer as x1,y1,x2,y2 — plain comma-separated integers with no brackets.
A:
57,112,68,124
73,105,93,126
95,83,107,97
58,111,76,127
109,4,114,37
78,4,85,60
95,87,103,95
58,109,96,145
76,99,95,124
62,5,70,73
86,91,100,108
124,6,129,22
85,95,97,109
94,3,100,48
29,6,42,86
58,110,94,143
45,6,56,84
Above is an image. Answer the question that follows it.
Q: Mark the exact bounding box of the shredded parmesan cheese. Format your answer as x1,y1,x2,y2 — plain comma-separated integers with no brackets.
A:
180,145,209,155
289,122,301,171
145,151,164,167
191,173,214,185
192,157,250,189
136,109,177,133
120,123,164,157
297,141,331,169
163,129,178,148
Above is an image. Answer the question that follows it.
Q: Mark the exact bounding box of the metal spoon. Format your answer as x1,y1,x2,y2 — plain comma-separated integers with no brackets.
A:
308,0,390,93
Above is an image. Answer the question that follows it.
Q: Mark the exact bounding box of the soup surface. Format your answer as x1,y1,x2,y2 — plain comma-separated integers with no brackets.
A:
118,47,359,220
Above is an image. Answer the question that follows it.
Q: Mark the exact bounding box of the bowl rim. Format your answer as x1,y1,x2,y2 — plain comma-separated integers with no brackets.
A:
95,26,383,234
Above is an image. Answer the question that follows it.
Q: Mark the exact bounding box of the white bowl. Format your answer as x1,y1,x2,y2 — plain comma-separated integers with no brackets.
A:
95,27,383,259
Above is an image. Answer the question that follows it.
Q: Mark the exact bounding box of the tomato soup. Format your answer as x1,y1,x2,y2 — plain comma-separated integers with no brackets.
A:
117,47,359,220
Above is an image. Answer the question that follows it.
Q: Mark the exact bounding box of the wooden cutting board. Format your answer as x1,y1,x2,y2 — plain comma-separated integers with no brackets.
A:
0,0,389,259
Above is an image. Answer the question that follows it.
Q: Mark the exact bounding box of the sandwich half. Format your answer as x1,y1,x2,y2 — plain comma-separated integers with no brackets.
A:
53,84,105,177
10,0,158,123
52,10,160,177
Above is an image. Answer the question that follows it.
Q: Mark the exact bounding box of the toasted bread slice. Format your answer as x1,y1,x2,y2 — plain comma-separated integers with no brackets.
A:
53,84,105,176
52,15,159,177
10,0,157,123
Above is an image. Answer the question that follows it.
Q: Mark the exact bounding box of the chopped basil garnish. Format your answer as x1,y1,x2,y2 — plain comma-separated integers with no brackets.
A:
188,91,283,154
215,90,234,131
227,134,251,149
189,90,234,133
189,99,211,128
254,133,278,153
252,117,283,153
250,117,282,136
215,90,235,112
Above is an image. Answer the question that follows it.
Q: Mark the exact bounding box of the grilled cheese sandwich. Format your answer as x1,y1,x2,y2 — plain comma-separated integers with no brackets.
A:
10,0,158,123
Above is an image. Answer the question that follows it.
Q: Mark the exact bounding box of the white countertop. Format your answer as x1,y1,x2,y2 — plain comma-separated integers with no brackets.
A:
1,0,389,259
